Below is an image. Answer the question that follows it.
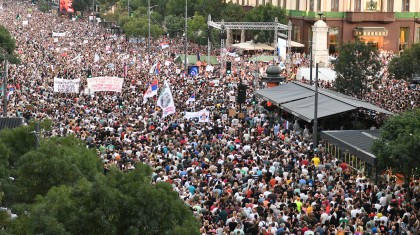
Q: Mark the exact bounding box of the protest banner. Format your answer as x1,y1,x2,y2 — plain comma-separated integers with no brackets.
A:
52,32,66,37
87,77,124,93
53,78,80,93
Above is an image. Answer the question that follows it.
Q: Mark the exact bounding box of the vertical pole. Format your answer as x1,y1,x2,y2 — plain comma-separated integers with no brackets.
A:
148,0,150,56
3,60,8,117
207,15,211,66
274,17,278,57
309,40,313,85
35,121,40,149
220,20,225,79
287,21,292,77
313,63,319,147
127,0,130,16
184,0,188,72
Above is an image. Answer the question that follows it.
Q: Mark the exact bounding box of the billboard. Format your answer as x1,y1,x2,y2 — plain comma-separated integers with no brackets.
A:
60,0,74,13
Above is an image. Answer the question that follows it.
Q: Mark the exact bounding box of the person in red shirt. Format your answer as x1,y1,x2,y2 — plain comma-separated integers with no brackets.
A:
340,161,348,171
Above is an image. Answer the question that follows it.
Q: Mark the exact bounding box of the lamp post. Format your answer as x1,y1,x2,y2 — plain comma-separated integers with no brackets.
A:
184,0,188,72
313,63,319,147
2,60,8,117
148,0,150,56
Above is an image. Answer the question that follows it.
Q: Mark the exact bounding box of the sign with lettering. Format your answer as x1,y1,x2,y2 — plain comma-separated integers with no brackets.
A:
87,77,124,92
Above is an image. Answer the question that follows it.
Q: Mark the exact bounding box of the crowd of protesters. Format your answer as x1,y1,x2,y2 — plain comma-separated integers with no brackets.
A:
0,2,419,235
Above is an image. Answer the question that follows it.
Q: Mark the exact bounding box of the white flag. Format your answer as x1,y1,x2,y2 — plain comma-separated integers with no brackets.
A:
157,81,176,118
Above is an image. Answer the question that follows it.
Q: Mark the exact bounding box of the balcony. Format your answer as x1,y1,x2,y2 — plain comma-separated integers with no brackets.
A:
346,12,395,23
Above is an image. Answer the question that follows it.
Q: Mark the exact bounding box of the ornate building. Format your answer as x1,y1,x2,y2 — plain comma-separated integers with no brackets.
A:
227,0,420,53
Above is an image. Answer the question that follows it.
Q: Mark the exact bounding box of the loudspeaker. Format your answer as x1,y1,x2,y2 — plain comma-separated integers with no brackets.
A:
237,84,247,104
219,32,227,40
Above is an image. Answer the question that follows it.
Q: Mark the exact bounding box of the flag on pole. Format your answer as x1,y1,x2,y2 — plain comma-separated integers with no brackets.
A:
160,42,169,49
157,81,176,118
155,62,161,75
186,93,196,104
143,80,159,104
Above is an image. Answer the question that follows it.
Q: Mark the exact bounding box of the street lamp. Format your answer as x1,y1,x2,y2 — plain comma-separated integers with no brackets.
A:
184,0,188,72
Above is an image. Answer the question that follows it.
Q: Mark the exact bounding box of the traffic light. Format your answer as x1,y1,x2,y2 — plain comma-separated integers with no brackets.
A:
251,95,257,105
87,68,92,78
237,84,247,104
226,61,232,74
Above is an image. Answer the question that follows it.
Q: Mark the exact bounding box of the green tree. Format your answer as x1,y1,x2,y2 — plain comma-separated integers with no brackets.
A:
388,43,420,81
37,0,50,13
220,2,245,22
165,14,184,37
72,0,91,13
333,41,382,98
0,25,19,64
371,108,420,180
165,0,196,17
8,164,200,234
187,14,208,45
195,0,222,21
14,136,102,203
245,4,287,43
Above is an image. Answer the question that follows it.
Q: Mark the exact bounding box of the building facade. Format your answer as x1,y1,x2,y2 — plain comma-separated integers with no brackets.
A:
228,0,420,53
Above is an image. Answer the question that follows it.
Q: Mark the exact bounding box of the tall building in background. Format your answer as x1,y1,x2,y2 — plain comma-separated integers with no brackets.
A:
228,0,420,53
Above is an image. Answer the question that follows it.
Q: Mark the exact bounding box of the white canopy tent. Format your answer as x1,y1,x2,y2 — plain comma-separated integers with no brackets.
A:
231,41,275,51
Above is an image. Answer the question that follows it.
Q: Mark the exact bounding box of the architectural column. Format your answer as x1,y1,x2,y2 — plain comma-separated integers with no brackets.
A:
241,29,245,42
312,20,329,67
226,28,232,46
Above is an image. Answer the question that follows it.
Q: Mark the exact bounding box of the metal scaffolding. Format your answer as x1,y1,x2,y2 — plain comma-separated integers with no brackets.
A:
207,15,293,74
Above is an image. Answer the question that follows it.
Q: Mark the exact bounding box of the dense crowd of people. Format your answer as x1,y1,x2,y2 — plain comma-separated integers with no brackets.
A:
0,2,419,235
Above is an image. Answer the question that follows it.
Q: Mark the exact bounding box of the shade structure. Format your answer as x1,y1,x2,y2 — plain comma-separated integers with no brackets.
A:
255,82,393,122
231,41,275,51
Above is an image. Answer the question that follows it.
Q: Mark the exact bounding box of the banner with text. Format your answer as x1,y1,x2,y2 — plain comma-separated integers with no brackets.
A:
87,77,124,92
53,78,80,93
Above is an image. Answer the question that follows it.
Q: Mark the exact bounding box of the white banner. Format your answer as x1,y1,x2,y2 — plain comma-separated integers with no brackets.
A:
53,78,80,93
52,32,66,37
157,81,176,118
184,109,210,122
87,77,124,93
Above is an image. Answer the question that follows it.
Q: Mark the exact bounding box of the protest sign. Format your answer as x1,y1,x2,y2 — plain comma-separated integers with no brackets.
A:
87,77,124,92
53,78,80,93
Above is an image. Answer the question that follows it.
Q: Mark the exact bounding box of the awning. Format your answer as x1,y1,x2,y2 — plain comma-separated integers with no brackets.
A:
321,130,379,166
282,95,355,121
255,82,393,122
290,40,304,47
354,27,388,37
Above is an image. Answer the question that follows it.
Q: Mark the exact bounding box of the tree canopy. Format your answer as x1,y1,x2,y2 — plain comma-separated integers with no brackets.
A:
333,41,382,98
0,25,19,64
371,108,420,178
0,124,200,234
388,43,420,81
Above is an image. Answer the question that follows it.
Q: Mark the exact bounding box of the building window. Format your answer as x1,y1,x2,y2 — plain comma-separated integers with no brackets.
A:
262,0,266,5
402,0,409,11
277,0,281,7
317,0,321,11
331,0,339,11
296,0,300,10
399,27,409,50
283,0,287,8
329,27,339,55
355,0,362,11
242,0,245,6
416,27,420,43
387,0,394,12
309,0,314,11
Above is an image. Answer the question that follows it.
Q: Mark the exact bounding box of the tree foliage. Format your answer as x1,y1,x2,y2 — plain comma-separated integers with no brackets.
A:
333,41,382,98
0,25,19,64
388,43,420,81
372,108,420,178
245,4,287,44
0,124,200,234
